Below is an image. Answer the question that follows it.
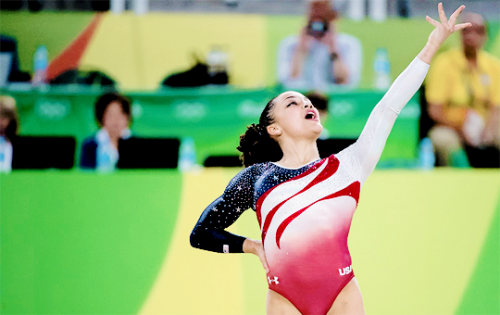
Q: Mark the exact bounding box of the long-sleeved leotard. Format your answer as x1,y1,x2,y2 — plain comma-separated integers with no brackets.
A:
191,57,429,315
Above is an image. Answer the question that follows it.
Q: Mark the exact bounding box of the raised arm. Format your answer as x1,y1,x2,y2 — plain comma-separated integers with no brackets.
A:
337,3,471,184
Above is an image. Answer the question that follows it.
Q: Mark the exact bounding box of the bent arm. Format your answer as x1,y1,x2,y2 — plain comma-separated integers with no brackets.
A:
326,32,351,85
428,102,465,130
190,167,254,253
290,46,307,79
190,196,247,253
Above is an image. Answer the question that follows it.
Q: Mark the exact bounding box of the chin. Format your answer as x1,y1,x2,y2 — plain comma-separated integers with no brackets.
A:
312,124,323,135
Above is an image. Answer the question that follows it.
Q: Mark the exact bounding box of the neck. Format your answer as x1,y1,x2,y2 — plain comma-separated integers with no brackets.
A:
0,132,10,142
277,137,320,168
463,46,478,64
104,129,120,149
109,135,120,149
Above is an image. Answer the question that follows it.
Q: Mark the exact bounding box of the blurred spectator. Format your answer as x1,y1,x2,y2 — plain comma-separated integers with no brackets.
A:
80,93,132,170
425,12,500,167
0,95,19,172
305,91,330,139
277,0,362,90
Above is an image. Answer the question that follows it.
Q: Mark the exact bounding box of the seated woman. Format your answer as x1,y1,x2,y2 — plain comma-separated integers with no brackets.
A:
80,93,132,170
0,95,19,172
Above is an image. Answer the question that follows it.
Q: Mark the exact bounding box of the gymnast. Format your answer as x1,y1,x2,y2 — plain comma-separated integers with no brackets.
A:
190,4,471,314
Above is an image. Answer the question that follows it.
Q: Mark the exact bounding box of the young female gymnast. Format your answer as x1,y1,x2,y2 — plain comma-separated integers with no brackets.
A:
191,4,471,314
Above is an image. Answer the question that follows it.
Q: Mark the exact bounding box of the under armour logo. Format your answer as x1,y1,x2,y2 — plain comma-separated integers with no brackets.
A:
267,276,279,285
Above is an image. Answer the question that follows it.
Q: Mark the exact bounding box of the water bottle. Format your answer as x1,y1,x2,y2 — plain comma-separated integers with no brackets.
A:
97,140,115,172
178,137,197,172
0,136,13,172
373,48,391,90
207,46,228,75
32,45,49,86
419,137,435,170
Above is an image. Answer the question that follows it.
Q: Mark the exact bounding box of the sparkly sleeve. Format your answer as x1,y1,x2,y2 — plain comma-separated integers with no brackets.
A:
337,57,429,184
190,166,255,254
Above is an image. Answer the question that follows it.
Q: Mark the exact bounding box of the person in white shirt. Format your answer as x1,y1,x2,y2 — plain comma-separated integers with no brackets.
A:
277,0,362,91
0,95,18,172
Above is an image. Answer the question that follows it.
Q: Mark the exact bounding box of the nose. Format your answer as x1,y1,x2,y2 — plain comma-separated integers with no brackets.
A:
304,103,313,108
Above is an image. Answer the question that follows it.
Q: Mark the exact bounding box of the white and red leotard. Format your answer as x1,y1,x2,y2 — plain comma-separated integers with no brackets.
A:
191,57,429,314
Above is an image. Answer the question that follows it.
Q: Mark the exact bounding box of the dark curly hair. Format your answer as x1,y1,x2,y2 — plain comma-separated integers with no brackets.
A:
94,92,132,127
237,97,283,167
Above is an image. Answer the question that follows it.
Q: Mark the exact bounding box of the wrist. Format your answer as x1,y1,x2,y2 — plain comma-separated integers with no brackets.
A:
426,40,440,51
418,42,440,65
243,238,256,254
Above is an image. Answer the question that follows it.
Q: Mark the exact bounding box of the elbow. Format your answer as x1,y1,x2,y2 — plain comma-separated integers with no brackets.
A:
190,227,202,249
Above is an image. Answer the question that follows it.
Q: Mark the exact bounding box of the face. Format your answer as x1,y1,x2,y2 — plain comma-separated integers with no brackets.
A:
102,101,129,138
461,14,487,50
267,91,323,140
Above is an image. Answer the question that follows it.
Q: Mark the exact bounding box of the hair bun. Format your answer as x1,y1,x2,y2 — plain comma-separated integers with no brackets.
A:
237,123,282,167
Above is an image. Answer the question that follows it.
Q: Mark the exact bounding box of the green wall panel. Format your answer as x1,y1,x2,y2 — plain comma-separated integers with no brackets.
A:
455,194,500,315
0,170,182,314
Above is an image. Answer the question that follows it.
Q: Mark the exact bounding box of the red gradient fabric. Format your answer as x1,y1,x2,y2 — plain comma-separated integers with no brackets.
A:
258,155,361,314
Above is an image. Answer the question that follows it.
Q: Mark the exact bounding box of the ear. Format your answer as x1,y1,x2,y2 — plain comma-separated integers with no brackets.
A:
267,124,282,137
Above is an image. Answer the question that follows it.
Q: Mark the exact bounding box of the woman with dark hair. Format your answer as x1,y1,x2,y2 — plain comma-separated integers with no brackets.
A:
80,92,132,170
191,4,470,314
0,95,19,172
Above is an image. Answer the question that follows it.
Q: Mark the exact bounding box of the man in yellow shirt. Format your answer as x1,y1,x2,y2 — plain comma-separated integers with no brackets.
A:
426,12,499,167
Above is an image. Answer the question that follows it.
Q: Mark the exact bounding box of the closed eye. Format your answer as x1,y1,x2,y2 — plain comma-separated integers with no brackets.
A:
287,101,297,107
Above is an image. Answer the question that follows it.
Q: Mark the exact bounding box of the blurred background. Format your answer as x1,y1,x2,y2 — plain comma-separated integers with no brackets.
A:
1,0,499,314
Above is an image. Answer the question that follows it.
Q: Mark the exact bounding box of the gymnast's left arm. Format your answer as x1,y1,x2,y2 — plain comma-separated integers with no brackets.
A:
339,3,471,184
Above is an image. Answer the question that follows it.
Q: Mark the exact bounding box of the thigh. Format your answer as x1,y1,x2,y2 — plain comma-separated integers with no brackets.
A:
266,289,301,315
327,277,365,315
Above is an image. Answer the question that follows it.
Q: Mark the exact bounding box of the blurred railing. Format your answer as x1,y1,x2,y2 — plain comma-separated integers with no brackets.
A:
3,0,499,19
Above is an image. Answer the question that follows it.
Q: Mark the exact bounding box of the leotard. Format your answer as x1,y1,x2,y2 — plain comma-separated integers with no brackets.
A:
191,57,429,315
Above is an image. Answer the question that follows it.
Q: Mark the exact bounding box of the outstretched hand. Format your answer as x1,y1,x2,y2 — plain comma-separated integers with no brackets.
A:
425,3,471,49
418,3,471,64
